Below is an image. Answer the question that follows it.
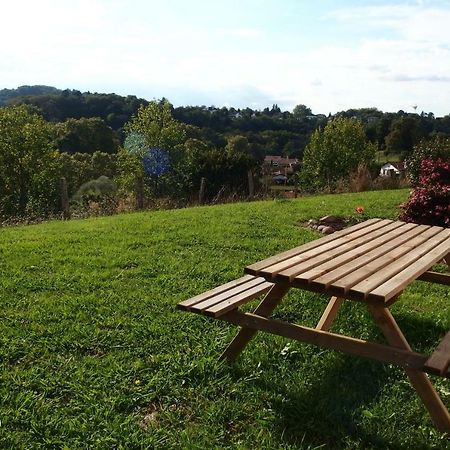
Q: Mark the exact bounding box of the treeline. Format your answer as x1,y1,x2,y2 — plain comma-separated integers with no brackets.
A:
1,85,450,222
2,86,450,160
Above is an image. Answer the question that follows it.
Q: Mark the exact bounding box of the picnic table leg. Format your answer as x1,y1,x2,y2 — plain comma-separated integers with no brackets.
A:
368,304,450,433
219,283,290,362
316,296,344,331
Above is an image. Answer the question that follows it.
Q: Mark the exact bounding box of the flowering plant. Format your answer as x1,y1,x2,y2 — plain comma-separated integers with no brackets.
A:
400,159,450,228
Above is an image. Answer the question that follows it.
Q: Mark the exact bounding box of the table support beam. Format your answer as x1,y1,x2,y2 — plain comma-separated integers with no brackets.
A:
219,283,290,362
368,304,450,433
316,296,344,331
221,310,428,370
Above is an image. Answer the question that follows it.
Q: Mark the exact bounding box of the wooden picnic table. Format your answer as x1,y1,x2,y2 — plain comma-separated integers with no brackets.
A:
178,219,450,432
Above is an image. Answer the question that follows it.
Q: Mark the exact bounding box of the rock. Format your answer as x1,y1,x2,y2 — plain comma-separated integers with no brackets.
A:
317,225,325,232
321,226,335,234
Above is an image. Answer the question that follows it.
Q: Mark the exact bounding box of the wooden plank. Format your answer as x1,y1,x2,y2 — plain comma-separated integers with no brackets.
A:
244,218,382,275
368,235,450,302
424,330,450,376
189,277,268,312
336,227,449,298
306,224,429,288
221,310,428,370
219,283,291,362
417,271,450,285
275,221,407,281
368,304,450,432
315,296,344,331
258,219,394,279
292,222,429,287
177,274,255,310
204,282,273,317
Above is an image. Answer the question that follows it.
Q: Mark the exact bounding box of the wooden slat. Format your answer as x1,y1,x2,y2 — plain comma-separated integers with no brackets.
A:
368,234,450,301
177,275,255,310
424,331,450,376
307,224,431,289
275,221,407,281
333,227,448,297
244,218,382,275
189,277,268,313
284,222,421,283
204,282,273,317
258,219,393,279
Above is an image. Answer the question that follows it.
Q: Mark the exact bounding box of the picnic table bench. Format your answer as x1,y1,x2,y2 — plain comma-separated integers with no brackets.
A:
177,219,450,432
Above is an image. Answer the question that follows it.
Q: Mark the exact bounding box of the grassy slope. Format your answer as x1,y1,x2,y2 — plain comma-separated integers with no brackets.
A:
1,189,449,449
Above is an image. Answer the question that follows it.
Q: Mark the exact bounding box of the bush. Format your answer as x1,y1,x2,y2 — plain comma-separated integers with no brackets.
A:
400,159,450,227
406,135,450,186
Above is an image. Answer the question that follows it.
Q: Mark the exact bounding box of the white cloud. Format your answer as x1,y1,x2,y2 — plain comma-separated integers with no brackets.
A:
1,1,450,115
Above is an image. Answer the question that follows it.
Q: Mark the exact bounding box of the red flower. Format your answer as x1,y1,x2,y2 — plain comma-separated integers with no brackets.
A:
355,206,364,214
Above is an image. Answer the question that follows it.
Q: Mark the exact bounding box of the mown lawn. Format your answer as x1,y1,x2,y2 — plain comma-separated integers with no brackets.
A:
1,189,449,449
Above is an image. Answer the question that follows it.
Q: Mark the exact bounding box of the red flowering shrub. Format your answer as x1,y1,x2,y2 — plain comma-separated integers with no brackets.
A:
400,159,450,227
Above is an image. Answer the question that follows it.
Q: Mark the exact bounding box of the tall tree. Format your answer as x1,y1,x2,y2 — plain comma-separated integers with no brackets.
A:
0,105,61,217
300,117,376,192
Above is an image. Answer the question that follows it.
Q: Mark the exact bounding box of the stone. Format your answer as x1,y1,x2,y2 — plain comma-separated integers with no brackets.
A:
321,226,335,234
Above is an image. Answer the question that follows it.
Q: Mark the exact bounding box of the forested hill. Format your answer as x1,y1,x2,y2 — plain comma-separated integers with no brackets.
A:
2,85,450,158
0,85,61,105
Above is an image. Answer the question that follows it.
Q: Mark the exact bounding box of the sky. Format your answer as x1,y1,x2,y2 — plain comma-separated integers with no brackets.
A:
1,0,450,116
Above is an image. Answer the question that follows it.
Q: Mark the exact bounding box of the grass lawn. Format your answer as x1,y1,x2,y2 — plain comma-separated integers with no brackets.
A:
1,189,449,449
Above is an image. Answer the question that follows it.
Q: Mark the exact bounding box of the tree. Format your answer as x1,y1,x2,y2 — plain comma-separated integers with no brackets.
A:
293,104,312,119
121,100,188,199
0,105,61,217
125,100,186,153
54,117,119,154
300,117,376,192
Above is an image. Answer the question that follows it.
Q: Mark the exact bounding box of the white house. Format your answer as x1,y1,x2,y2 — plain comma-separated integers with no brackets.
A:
380,162,406,177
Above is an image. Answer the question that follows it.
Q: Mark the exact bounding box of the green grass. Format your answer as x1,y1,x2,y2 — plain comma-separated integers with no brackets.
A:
1,189,449,449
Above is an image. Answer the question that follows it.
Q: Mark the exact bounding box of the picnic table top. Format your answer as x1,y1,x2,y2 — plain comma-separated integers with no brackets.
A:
245,218,450,304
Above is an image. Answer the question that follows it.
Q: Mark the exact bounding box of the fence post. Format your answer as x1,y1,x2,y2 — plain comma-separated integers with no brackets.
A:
199,177,206,204
135,176,144,210
247,170,254,199
60,177,70,220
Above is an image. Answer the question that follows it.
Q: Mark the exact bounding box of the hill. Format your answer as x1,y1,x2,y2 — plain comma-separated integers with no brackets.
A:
1,190,449,448
0,85,61,105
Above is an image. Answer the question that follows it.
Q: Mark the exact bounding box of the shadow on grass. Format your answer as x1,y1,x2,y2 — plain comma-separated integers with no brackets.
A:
227,313,448,449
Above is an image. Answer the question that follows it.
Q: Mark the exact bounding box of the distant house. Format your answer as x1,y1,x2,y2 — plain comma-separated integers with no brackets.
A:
263,155,299,172
263,156,300,184
380,162,406,177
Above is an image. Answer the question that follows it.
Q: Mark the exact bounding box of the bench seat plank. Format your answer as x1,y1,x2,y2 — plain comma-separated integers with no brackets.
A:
203,281,274,317
424,331,450,376
177,274,255,310
178,275,274,318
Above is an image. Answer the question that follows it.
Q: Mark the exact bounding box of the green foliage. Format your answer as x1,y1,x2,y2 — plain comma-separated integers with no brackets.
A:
59,151,117,197
300,117,376,192
406,134,450,185
0,105,61,218
125,100,186,154
73,175,117,202
54,117,119,154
